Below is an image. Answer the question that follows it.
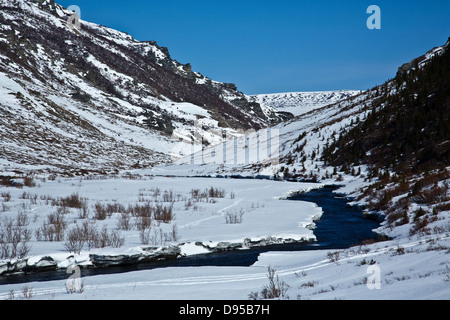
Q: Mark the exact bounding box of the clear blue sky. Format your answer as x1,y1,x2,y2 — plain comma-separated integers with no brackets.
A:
58,0,450,95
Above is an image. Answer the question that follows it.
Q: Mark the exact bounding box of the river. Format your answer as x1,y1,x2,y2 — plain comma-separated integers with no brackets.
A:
0,185,380,285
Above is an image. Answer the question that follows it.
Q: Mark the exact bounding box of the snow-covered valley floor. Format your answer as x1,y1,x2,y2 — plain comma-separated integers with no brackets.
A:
0,173,449,300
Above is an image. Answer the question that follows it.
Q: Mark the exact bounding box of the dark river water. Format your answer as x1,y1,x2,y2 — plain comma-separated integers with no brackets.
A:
0,185,381,285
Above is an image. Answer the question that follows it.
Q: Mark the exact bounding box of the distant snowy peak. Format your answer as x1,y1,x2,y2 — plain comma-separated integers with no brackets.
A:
249,90,362,116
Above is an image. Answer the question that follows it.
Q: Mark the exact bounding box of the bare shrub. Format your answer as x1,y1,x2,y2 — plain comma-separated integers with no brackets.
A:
94,202,107,220
387,209,409,227
162,190,174,202
109,230,125,248
77,203,89,219
117,213,131,230
410,216,431,235
225,209,244,224
53,193,87,209
97,225,110,248
415,185,449,205
154,203,174,223
7,290,15,300
152,187,161,199
208,187,225,198
16,210,29,227
129,203,153,218
38,220,65,242
190,187,225,202
23,176,36,188
1,192,11,202
93,202,127,220
139,227,151,245
106,203,126,215
81,221,99,250
249,266,289,300
64,225,86,254
434,202,450,214
64,222,125,252
170,224,179,242
141,226,179,246
21,285,33,299
47,211,67,241
327,251,341,263
190,188,201,200
0,217,32,259
135,214,152,231
150,227,164,246
185,198,193,210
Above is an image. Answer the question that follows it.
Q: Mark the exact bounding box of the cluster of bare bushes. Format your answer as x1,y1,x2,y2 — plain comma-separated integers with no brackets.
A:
138,224,179,246
64,221,124,254
0,182,231,258
357,169,450,235
191,187,226,200
225,208,245,224
0,213,32,259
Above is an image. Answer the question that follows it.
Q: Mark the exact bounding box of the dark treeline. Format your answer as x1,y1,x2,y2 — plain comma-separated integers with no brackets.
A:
323,42,450,177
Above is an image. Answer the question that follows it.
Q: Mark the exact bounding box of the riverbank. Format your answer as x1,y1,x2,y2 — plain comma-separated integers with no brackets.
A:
0,175,321,281
0,180,381,285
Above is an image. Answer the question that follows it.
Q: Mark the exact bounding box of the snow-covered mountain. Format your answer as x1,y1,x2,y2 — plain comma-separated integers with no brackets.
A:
0,0,291,174
161,37,450,241
248,90,361,116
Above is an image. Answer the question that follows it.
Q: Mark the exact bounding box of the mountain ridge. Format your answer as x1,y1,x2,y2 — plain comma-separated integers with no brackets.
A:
0,0,292,174
163,37,450,240
248,90,362,116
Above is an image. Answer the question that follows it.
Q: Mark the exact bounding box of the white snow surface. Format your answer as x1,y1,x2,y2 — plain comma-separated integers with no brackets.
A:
0,173,448,300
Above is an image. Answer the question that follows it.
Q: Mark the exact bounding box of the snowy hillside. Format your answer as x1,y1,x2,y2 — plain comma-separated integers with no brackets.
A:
0,0,290,174
164,38,450,243
249,90,361,116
